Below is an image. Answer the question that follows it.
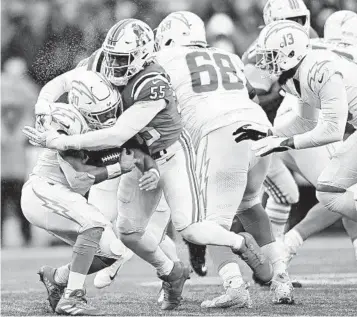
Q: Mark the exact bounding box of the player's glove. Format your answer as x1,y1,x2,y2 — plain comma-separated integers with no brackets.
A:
233,123,272,143
139,168,160,191
22,126,65,149
252,136,295,157
35,115,53,132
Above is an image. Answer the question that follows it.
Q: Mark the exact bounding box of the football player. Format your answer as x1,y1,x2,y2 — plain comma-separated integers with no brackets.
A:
21,72,154,315
311,10,357,61
242,0,318,241
23,19,273,310
270,11,357,264
155,11,291,306
246,20,357,228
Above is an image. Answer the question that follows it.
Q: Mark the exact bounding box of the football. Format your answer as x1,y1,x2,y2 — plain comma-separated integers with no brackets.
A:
86,148,123,166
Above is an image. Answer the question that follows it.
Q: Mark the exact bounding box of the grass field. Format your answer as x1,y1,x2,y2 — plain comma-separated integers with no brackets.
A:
2,232,357,316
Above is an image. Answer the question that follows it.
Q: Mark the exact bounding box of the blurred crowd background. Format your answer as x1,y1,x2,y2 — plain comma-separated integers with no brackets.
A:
1,0,356,247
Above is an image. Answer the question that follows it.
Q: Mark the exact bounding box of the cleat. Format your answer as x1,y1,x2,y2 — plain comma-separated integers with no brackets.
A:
232,232,273,284
55,289,104,316
38,265,66,312
94,249,133,289
183,239,208,276
270,273,295,305
159,261,190,310
201,282,252,308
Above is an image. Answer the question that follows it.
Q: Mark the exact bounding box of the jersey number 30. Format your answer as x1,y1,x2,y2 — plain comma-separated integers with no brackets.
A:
186,51,244,93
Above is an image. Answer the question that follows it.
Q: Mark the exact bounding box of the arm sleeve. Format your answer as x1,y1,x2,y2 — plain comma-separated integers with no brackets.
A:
293,73,348,149
36,67,87,104
60,99,166,151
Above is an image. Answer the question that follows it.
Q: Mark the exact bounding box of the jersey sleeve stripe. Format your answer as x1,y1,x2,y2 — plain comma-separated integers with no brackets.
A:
131,72,168,98
131,72,162,96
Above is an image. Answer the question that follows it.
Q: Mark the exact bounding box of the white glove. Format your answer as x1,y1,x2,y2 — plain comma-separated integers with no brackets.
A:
22,126,65,150
251,136,294,157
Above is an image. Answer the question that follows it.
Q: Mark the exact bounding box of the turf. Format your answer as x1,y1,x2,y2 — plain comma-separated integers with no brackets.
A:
2,232,357,316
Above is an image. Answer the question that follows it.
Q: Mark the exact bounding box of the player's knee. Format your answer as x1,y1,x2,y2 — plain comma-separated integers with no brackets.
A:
316,188,347,214
81,227,104,242
119,231,144,249
205,212,232,231
283,183,300,204
99,227,127,257
74,227,104,255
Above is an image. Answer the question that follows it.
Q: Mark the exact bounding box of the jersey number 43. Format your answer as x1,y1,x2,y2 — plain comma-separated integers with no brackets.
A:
186,51,245,93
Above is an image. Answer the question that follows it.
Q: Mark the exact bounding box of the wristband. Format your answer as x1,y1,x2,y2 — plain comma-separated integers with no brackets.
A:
278,88,286,97
149,168,160,179
106,162,122,179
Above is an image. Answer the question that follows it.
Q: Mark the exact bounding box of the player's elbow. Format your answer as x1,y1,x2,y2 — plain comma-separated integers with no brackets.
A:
327,129,344,143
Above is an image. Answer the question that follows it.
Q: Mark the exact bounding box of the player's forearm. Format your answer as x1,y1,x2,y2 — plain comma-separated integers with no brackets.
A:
293,120,345,149
37,67,86,104
55,100,166,151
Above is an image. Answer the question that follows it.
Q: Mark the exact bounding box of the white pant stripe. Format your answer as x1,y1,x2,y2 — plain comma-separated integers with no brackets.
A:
178,131,200,223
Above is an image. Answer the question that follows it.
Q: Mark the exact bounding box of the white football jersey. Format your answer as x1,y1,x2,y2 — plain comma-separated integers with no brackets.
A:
281,49,357,149
154,46,271,148
310,38,357,63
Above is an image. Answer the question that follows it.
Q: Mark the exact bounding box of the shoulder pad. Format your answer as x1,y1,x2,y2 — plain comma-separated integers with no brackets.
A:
76,57,89,69
307,58,339,94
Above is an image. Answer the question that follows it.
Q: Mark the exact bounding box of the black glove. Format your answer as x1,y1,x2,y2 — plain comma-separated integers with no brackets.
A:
233,124,272,144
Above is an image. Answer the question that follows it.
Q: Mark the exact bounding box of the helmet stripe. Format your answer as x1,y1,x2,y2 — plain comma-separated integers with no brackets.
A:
171,12,192,29
110,19,135,43
288,0,294,9
293,0,299,9
264,21,305,45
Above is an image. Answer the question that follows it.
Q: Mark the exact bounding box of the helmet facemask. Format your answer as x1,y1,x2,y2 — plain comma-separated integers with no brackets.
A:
256,48,285,76
285,14,309,29
85,102,119,130
104,50,145,86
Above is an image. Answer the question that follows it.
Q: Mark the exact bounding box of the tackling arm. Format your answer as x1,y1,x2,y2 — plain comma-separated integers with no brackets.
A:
53,99,166,151
62,154,110,185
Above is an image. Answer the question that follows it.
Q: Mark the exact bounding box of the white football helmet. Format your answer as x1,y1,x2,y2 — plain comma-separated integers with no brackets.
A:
155,11,207,51
50,103,90,135
263,0,310,31
102,19,154,86
324,10,357,45
256,20,310,75
68,71,121,130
